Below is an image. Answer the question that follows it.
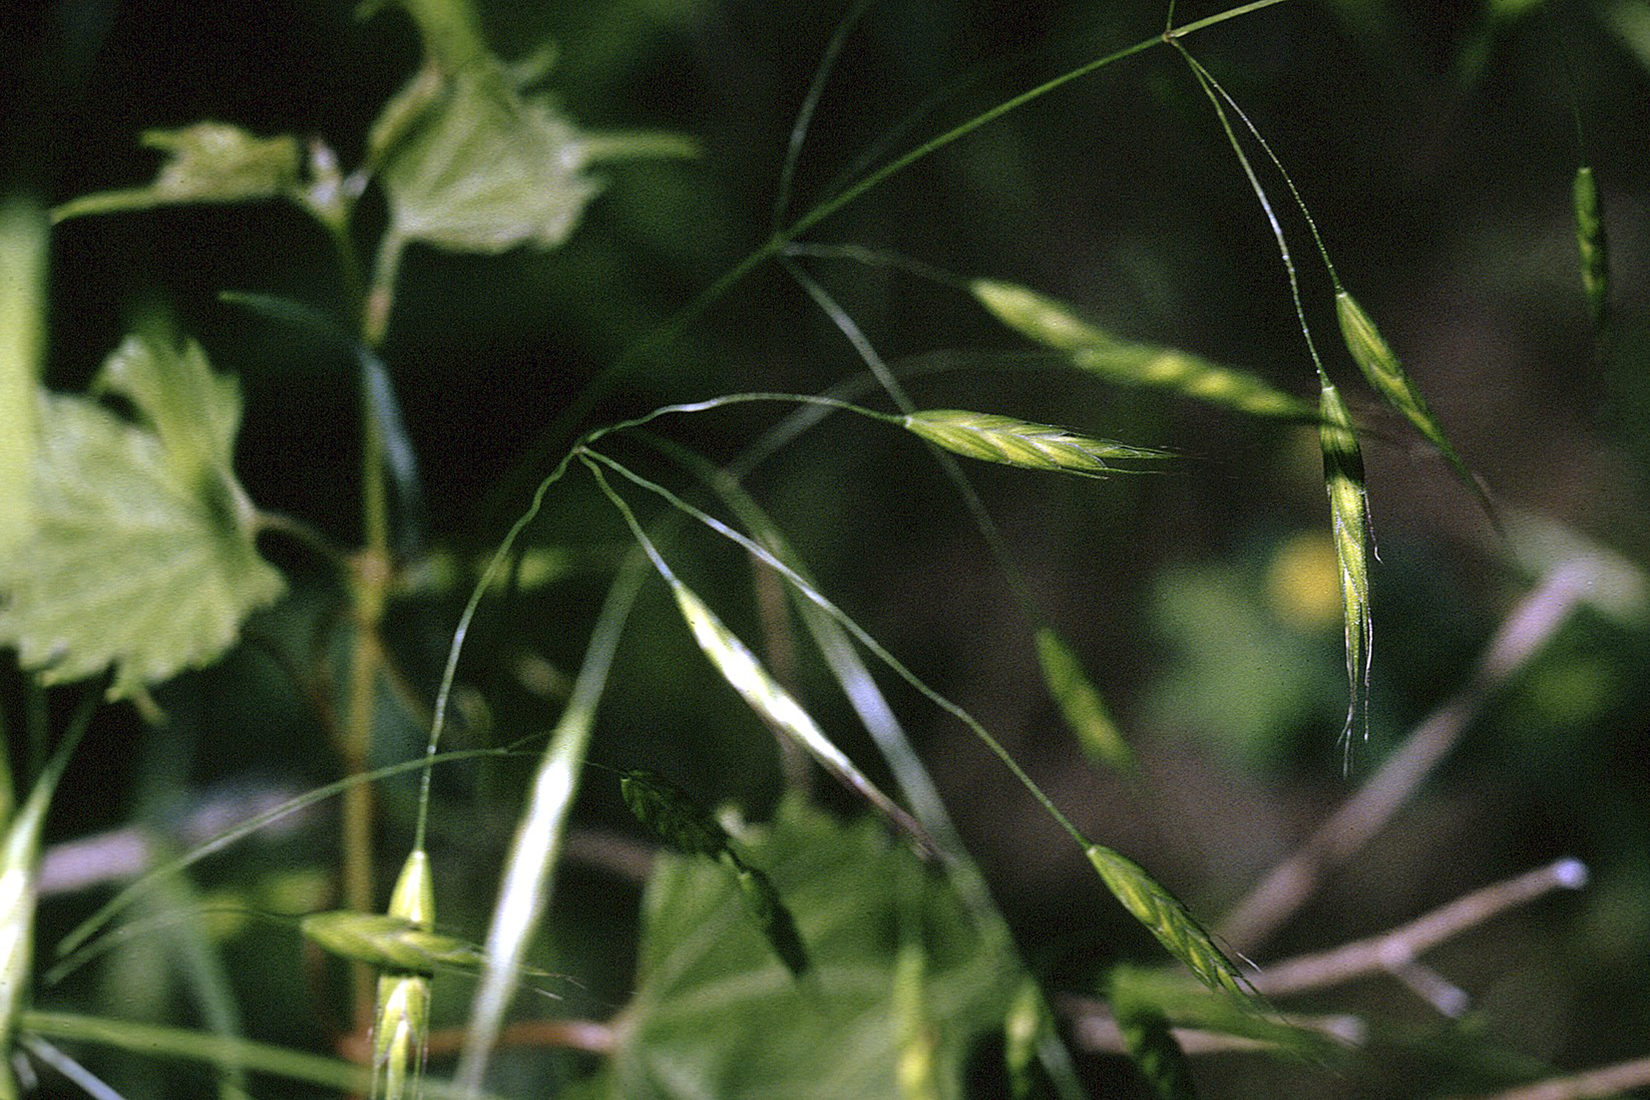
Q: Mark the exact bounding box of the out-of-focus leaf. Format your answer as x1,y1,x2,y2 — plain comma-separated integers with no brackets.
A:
52,124,302,222
0,196,46,561
604,799,1021,1100
1036,627,1136,773
369,47,695,256
0,333,283,699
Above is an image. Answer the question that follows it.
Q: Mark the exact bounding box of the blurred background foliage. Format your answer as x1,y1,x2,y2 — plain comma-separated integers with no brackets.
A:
4,0,1650,1096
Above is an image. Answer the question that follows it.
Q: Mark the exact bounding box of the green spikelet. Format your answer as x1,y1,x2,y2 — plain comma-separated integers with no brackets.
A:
1317,381,1373,755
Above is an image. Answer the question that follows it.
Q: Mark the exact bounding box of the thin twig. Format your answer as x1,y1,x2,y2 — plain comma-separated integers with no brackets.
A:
1448,1056,1650,1100
1249,858,1588,997
1217,561,1597,952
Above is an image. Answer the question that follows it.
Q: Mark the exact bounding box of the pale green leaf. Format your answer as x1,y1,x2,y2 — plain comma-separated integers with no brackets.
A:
373,66,602,254
52,123,301,222
0,333,283,699
610,799,1022,1100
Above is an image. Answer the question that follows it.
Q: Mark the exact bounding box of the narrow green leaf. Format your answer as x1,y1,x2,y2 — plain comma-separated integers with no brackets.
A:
1085,844,1251,1000
52,123,301,222
902,409,1171,477
1108,966,1342,1063
22,1010,507,1100
1573,166,1609,330
0,196,46,562
971,278,1315,420
1035,627,1136,773
1318,381,1373,752
0,695,96,1099
0,333,283,699
1334,289,1490,515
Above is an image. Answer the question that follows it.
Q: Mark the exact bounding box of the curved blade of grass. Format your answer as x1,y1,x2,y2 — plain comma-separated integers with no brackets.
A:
455,552,646,1093
971,279,1314,420
1573,165,1609,330
580,447,1252,1008
54,747,510,963
19,1010,505,1100
1319,381,1373,760
902,410,1172,477
0,195,46,564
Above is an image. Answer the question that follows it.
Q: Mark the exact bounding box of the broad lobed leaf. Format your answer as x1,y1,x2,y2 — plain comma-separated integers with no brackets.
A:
594,799,1022,1100
0,333,282,699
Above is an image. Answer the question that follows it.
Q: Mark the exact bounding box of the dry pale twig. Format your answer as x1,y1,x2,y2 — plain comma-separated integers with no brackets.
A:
1250,857,1588,998
1217,561,1598,952
1448,1056,1650,1100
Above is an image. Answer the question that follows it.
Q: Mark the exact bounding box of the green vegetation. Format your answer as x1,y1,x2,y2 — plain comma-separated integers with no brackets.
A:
2,0,1647,1097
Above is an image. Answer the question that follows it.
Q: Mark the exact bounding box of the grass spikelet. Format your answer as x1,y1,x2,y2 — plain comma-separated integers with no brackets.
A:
971,278,1315,420
618,769,811,977
619,768,732,858
1573,165,1609,330
372,972,430,1100
666,579,923,847
901,410,1170,477
1334,289,1490,516
1085,844,1251,1000
300,912,490,975
1318,381,1373,757
1035,627,1136,774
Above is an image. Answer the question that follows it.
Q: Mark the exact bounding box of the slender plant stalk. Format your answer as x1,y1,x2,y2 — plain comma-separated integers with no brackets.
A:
475,0,1298,521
